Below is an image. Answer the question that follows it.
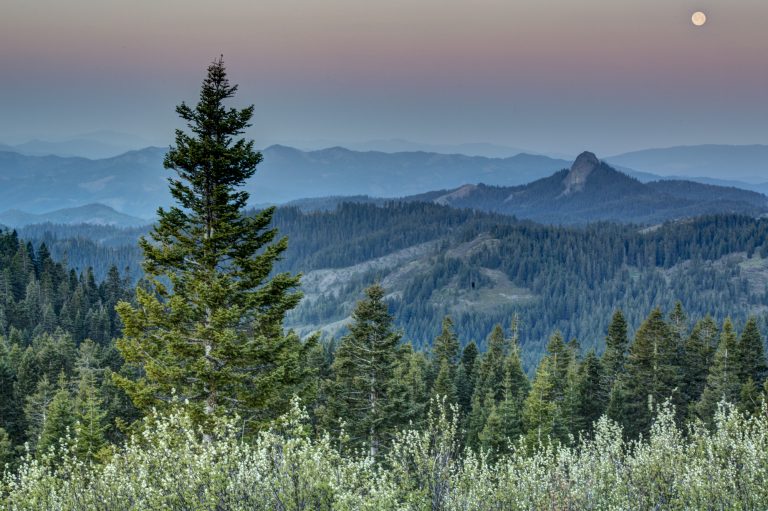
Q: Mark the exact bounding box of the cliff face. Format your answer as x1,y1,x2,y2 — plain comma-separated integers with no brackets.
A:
561,151,600,196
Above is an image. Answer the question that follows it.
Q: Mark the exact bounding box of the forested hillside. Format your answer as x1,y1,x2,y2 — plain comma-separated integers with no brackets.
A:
11,203,768,368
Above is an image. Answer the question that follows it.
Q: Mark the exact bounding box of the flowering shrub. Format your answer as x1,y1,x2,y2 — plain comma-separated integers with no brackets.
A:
2,401,767,510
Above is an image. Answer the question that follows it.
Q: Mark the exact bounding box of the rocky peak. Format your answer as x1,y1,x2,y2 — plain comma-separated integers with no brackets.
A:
561,151,600,196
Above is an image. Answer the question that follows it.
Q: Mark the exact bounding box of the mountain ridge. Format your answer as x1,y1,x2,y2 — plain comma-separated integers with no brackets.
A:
0,203,150,228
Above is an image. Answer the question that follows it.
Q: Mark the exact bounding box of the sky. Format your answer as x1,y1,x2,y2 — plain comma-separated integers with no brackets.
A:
1,0,766,156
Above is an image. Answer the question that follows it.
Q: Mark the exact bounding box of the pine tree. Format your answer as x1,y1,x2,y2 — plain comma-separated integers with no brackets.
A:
546,331,571,401
456,342,478,416
475,324,508,403
617,308,680,437
430,316,459,403
601,310,628,395
522,357,558,449
575,350,604,435
432,316,460,368
330,284,401,456
682,316,719,413
503,336,530,407
114,57,308,432
432,359,457,404
74,371,108,461
37,375,75,455
390,344,429,427
697,318,743,424
23,375,55,448
737,317,767,387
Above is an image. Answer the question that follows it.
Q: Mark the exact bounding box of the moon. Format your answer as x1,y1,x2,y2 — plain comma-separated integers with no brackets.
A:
691,11,707,27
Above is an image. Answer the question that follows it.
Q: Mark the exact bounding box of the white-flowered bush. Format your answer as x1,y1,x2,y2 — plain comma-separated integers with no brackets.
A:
2,400,767,510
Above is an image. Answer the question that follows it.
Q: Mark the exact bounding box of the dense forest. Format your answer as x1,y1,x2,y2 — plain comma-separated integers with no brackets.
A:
12,206,768,370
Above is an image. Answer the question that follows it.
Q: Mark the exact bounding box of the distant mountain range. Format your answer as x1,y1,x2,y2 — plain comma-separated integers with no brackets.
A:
0,142,766,222
606,144,768,185
0,204,149,228
405,152,768,224
0,145,571,216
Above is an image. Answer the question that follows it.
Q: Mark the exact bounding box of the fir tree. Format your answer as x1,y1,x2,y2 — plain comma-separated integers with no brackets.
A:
37,376,75,455
114,57,308,432
601,310,628,395
432,316,460,368
475,324,508,403
617,308,680,437
682,316,719,412
456,342,479,416
697,318,743,424
575,350,604,435
23,375,55,448
74,371,108,461
432,359,457,404
737,317,767,387
522,357,558,449
330,284,401,456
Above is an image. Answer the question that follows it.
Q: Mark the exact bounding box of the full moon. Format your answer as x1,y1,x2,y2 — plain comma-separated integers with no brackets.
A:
691,11,707,26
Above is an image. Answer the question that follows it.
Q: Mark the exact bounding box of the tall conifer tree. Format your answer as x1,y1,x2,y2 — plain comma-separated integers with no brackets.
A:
737,317,767,386
115,58,308,431
616,308,680,437
330,284,401,457
697,318,743,423
601,309,628,394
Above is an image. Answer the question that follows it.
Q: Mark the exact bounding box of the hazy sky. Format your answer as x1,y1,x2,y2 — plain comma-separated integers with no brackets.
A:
1,0,766,156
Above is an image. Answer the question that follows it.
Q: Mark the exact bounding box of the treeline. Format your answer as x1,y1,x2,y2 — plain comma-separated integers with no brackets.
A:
279,205,768,361
0,229,135,465
13,206,768,363
308,285,768,456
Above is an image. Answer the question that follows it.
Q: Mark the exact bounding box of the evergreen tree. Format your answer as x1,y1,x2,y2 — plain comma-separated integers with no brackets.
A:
430,316,459,403
432,359,457,404
330,284,401,456
74,372,108,461
456,342,478,417
697,319,743,424
601,310,628,395
390,345,429,427
503,335,530,407
23,375,55,449
738,378,762,415
575,350,604,435
432,316,460,368
737,317,767,386
114,58,308,432
37,376,75,455
475,324,508,403
617,308,680,437
522,357,558,449
682,316,719,412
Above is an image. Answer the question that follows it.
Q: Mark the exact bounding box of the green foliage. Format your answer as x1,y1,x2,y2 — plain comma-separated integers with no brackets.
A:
328,284,402,456
7,401,767,510
601,309,628,393
114,58,308,432
738,316,767,386
697,318,743,424
615,308,681,437
74,371,109,461
0,428,12,471
36,377,75,456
